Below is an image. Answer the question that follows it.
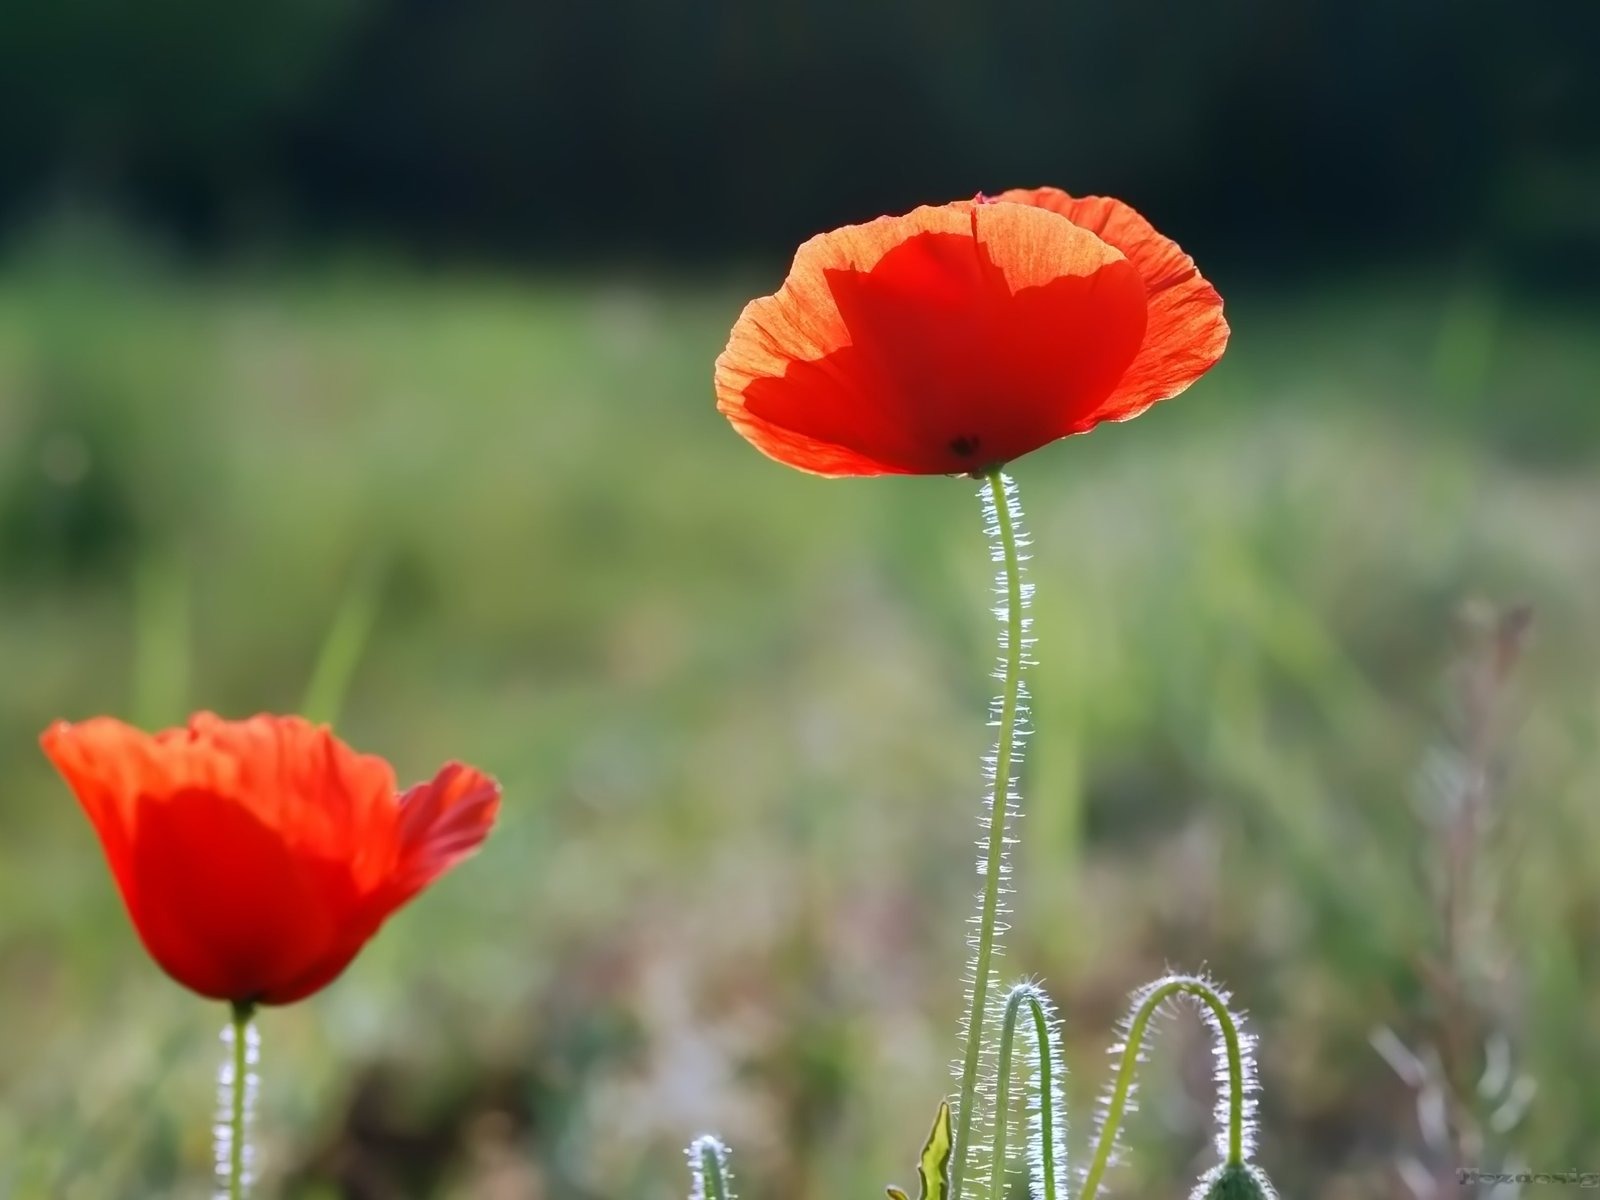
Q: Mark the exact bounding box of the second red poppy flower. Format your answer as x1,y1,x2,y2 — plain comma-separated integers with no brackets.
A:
41,712,501,1006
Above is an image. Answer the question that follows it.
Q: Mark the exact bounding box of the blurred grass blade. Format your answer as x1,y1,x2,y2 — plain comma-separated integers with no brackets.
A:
300,561,385,725
132,544,190,728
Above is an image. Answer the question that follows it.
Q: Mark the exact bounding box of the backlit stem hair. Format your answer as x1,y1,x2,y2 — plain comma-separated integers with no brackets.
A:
215,1001,259,1200
951,469,1035,1200
989,981,1068,1200
687,1134,736,1200
1080,973,1257,1200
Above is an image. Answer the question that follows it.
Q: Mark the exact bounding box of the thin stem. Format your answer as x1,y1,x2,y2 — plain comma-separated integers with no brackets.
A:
990,983,1065,1200
687,1135,734,1200
952,469,1029,1200
230,1005,247,1200
1081,977,1248,1200
1027,999,1063,1200
990,996,1022,1195
218,1000,257,1200
700,1146,728,1200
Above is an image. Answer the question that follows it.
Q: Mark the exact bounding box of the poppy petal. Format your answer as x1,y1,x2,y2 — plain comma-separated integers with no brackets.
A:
716,201,1149,476
40,718,166,928
997,188,1229,422
260,763,499,1003
391,762,501,905
180,713,399,869
127,786,352,1001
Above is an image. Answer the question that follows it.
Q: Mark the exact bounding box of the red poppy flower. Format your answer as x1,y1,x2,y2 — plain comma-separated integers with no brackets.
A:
40,712,500,1005
715,188,1228,476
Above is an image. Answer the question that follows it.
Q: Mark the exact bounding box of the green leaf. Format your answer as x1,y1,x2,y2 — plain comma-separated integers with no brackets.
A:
886,1101,951,1200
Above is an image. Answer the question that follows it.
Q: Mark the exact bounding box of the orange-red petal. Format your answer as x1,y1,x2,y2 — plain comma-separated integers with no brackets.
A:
40,718,161,915
716,201,1149,476
390,762,502,906
40,713,500,1005
997,188,1229,423
261,765,499,1004
126,783,360,1001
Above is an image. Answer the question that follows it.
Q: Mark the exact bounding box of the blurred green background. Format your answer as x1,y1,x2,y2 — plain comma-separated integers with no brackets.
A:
2,2,1599,1198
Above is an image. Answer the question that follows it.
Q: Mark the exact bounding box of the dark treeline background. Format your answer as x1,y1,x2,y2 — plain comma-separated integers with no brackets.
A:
2,0,1596,273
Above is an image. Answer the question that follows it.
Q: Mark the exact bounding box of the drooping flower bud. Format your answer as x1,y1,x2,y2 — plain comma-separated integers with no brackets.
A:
1193,1160,1278,1200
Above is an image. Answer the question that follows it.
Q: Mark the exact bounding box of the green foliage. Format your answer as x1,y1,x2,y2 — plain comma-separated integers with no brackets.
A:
886,1101,951,1200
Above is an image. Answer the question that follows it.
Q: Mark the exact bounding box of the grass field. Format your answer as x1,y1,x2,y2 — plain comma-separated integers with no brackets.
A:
2,228,1598,1198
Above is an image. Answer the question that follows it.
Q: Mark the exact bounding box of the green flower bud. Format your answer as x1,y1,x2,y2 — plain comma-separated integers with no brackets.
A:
1193,1161,1278,1200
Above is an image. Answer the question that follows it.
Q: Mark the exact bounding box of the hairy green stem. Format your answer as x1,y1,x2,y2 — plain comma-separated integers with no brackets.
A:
700,1147,728,1200
951,469,1026,1200
990,984,1063,1200
1080,977,1247,1200
224,1001,256,1200
688,1136,734,1200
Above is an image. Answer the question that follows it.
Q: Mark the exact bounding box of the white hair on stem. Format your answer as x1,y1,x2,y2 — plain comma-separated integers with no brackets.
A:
1081,972,1260,1200
213,1016,260,1199
686,1134,736,1200
990,980,1070,1200
950,471,1036,1198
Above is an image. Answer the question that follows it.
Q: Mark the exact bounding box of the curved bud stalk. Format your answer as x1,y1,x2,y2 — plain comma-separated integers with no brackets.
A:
686,1135,735,1200
1080,974,1261,1200
989,982,1069,1200
951,470,1036,1200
